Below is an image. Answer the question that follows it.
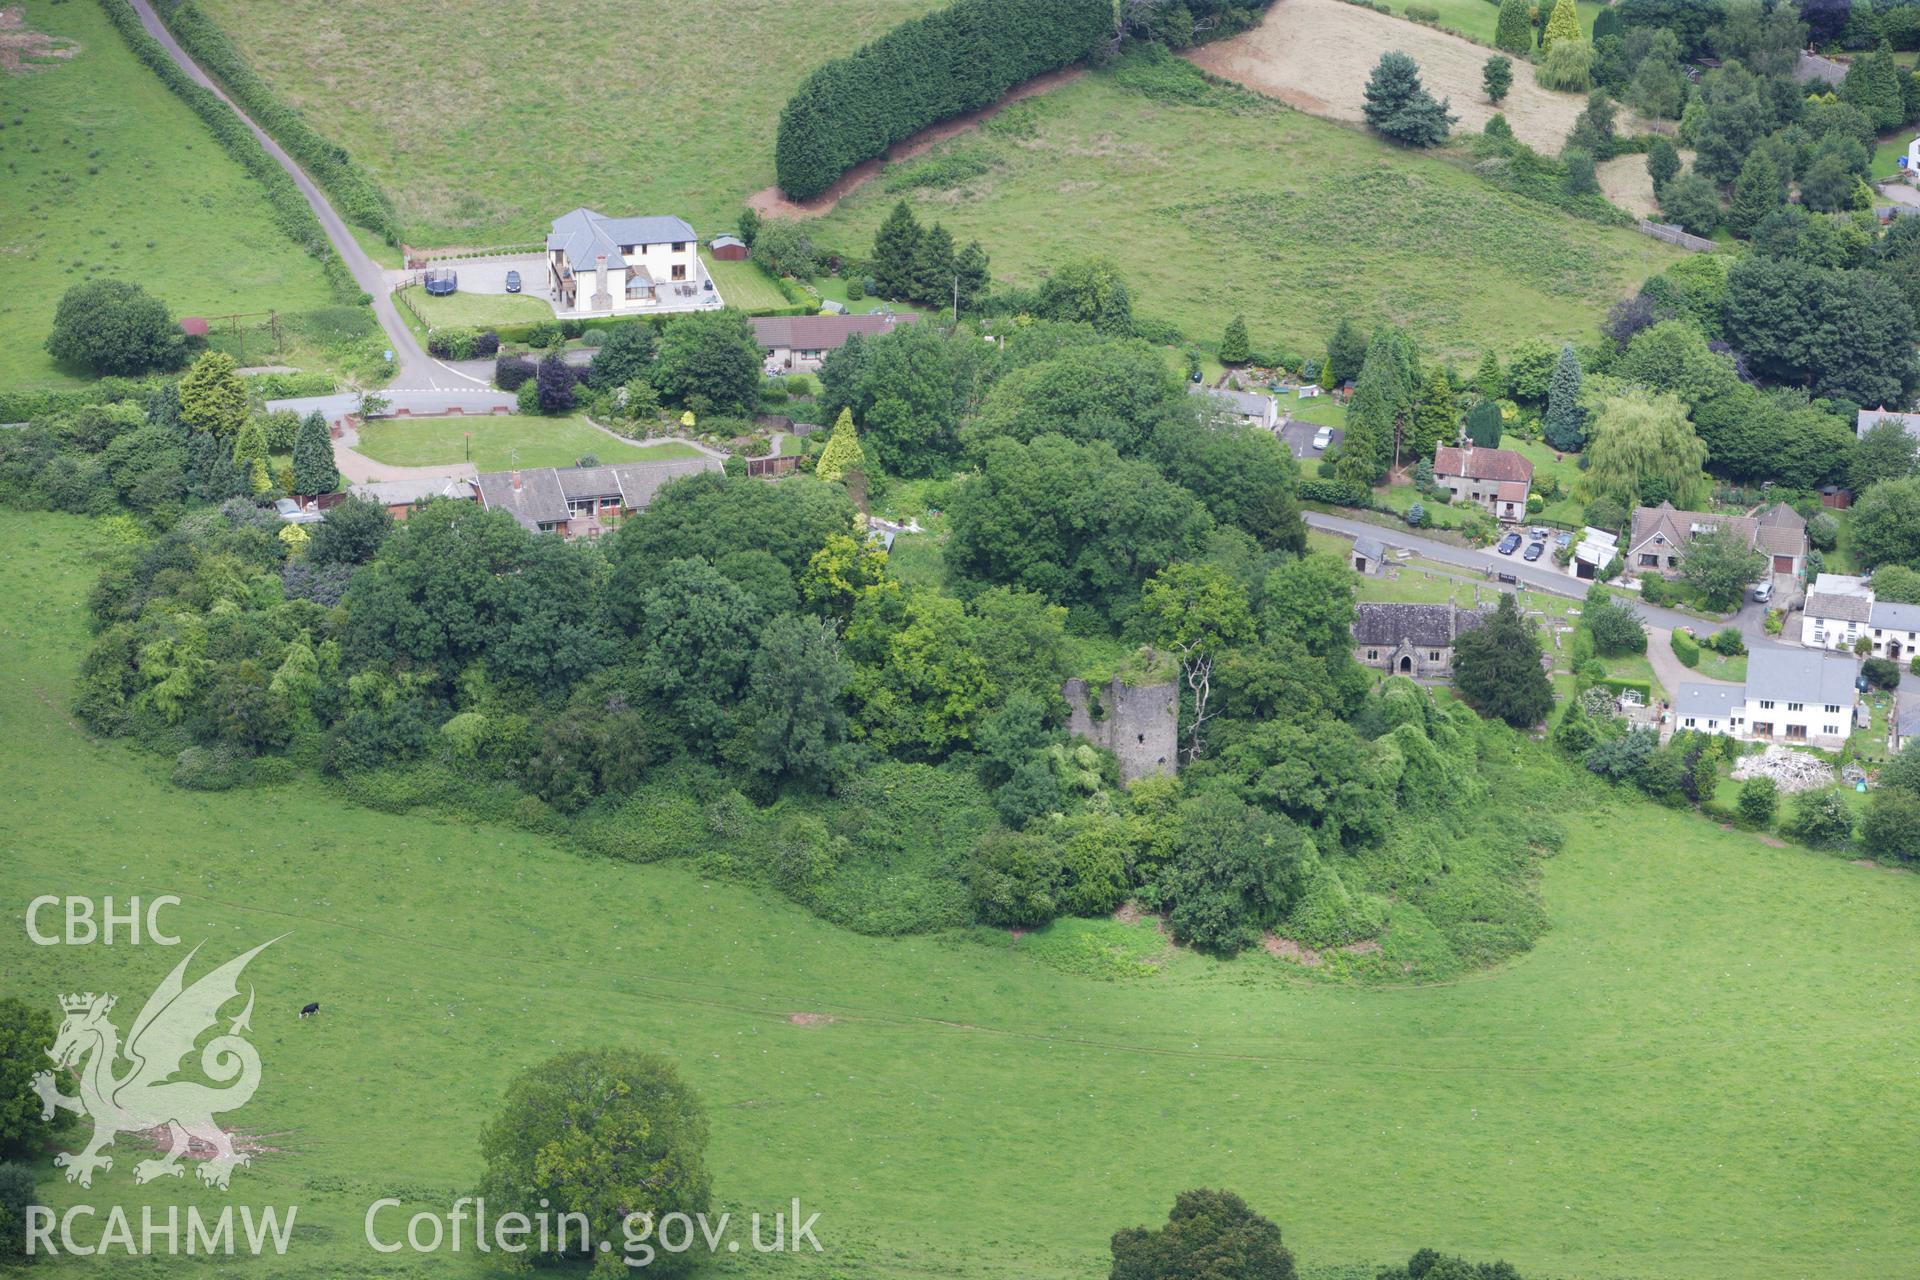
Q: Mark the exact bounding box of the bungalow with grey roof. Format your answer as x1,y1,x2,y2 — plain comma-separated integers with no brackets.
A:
1188,384,1279,431
346,475,474,519
1857,406,1920,442
475,456,719,538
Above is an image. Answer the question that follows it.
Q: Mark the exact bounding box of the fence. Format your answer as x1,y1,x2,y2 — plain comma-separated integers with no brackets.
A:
404,242,544,268
744,455,802,479
1636,219,1716,253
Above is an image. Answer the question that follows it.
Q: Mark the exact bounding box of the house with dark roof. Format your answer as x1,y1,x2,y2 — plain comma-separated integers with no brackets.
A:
1753,502,1808,576
547,208,710,316
1625,502,1759,577
1674,682,1743,735
1431,444,1532,522
1800,574,1873,651
1188,384,1279,431
1869,599,1920,662
475,456,719,537
346,475,474,519
1351,602,1489,679
1737,648,1860,746
750,313,915,374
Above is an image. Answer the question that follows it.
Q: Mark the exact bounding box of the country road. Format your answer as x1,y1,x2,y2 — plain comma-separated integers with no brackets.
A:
125,0,485,392
1304,511,1792,650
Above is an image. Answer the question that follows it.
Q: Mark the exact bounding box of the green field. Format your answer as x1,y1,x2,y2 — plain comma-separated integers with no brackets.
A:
184,0,946,245
6,512,1920,1278
354,414,701,470
0,0,338,390
1374,0,1610,45
812,69,1682,363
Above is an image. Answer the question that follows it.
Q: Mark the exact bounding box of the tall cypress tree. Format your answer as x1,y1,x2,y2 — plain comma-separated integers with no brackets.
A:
1219,315,1251,365
1325,318,1367,385
1727,149,1784,237
1473,348,1504,399
1541,0,1581,52
1410,366,1458,461
1543,345,1585,451
1344,330,1414,480
1493,0,1532,54
911,221,956,306
953,240,991,313
291,409,339,496
871,201,922,299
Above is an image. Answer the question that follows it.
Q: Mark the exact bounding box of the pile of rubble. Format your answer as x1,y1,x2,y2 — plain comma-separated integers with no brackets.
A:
1731,745,1837,794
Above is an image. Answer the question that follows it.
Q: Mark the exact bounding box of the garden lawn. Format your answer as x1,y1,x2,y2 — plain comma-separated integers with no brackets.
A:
182,0,947,244
405,287,557,329
0,0,338,390
354,414,700,471
813,68,1682,363
1504,438,1586,525
704,254,793,312
6,511,1919,1277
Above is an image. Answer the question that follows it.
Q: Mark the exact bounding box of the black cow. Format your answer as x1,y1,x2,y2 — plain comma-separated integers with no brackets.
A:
299,1002,320,1019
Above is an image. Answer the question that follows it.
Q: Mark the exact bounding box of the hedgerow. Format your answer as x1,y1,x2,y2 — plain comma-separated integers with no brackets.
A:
151,0,402,245
93,0,360,301
774,0,1111,201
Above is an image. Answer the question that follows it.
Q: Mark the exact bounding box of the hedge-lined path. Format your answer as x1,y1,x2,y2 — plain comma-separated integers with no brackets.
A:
125,0,442,389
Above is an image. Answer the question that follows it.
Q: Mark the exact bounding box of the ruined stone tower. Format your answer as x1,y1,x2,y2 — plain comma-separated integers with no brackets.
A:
1061,677,1179,784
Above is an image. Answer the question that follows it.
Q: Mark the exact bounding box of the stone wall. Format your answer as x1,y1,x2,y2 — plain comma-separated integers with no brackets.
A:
1062,677,1179,784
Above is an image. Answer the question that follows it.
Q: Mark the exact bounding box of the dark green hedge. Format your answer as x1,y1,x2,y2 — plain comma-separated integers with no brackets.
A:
154,0,401,245
774,0,1110,201
94,0,360,301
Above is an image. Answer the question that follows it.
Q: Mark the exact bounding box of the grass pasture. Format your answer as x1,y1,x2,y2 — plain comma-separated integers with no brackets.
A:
6,513,1920,1279
0,0,338,390
812,67,1680,363
354,414,701,471
182,0,947,245
703,253,793,312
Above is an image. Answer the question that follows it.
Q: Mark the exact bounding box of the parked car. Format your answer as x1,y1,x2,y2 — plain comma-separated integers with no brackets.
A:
504,270,522,293
1523,540,1546,562
1752,580,1774,603
1497,532,1522,555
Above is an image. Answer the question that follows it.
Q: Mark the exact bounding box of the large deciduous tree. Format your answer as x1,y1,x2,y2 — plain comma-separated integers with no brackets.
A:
1724,255,1918,409
1578,389,1710,510
478,1049,710,1273
45,279,188,376
1109,1188,1298,1280
1850,476,1920,570
651,309,763,416
1680,524,1768,611
1144,562,1254,762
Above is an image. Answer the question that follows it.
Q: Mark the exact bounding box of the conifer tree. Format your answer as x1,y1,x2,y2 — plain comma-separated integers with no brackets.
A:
1493,0,1532,54
953,240,991,313
1727,148,1783,237
1454,593,1555,728
1362,52,1457,148
1473,348,1503,399
291,409,339,496
1543,345,1585,451
911,222,956,306
871,201,922,299
1483,55,1512,105
1219,315,1251,365
815,408,867,483
1542,0,1581,52
1410,366,1457,461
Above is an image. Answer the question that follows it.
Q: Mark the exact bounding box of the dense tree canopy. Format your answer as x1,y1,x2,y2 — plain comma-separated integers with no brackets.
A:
45,279,188,376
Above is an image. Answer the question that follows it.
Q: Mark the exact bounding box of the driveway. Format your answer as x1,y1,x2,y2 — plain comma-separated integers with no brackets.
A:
423,254,550,299
1304,511,1793,650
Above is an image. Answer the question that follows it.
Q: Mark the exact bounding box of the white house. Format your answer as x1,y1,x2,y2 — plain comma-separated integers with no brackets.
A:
546,208,713,316
1857,406,1920,443
1679,648,1860,747
1801,574,1873,651
1868,599,1920,662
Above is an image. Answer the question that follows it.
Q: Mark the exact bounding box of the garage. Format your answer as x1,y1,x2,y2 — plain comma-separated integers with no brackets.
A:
1774,554,1794,573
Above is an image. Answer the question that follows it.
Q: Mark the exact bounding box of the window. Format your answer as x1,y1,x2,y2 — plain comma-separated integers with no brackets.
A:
1684,717,1696,728
1367,649,1378,661
1429,650,1441,662
1787,702,1803,712
671,264,687,281
1875,629,1883,638
1786,725,1807,741
1825,725,1840,736
1824,704,1841,716
1813,631,1825,643
672,242,687,252
1758,699,1775,710
1640,553,1660,567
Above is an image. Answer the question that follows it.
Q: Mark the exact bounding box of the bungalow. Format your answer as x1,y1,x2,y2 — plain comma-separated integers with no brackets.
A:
475,456,719,537
1431,444,1532,522
750,313,915,374
1277,419,1344,463
1625,502,1758,577
1800,573,1873,651
1188,384,1279,431
1351,602,1488,679
1856,406,1920,443
1682,648,1860,747
346,475,474,519
546,208,712,316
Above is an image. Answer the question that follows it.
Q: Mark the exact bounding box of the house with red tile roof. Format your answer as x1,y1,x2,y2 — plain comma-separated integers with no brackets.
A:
1431,444,1533,522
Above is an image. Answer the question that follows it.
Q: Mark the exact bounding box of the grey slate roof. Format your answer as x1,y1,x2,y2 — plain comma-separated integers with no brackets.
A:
1871,600,1920,632
1793,50,1847,86
610,457,720,508
1628,502,1758,556
1351,603,1488,648
710,234,744,249
1675,682,1742,720
1188,384,1276,421
1856,407,1920,440
1351,534,1386,563
347,476,472,507
557,466,624,502
1745,647,1859,708
547,208,697,271
476,469,571,530
750,313,913,351
1805,590,1872,624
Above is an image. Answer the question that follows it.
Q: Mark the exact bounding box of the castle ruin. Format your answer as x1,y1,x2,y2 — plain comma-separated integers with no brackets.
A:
1062,677,1180,784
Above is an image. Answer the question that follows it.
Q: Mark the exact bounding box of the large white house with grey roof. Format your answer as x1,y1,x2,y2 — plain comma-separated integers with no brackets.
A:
546,208,716,316
1674,648,1861,747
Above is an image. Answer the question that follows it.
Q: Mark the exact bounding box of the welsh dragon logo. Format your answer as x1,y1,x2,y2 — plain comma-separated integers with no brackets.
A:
33,938,280,1190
